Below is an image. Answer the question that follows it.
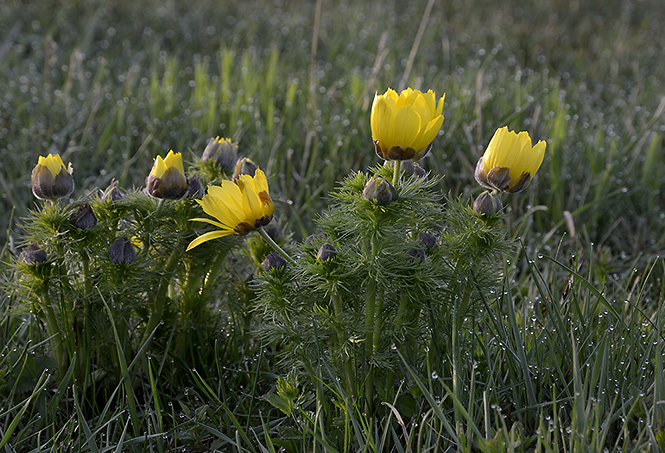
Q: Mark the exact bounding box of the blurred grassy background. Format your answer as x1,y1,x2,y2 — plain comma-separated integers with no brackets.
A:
2,0,664,262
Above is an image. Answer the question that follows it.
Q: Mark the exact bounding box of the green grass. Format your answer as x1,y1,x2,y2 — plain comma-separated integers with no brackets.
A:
2,0,665,450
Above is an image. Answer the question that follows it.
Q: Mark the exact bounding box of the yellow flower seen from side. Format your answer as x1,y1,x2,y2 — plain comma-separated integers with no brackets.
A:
31,153,75,200
146,150,188,199
186,168,274,251
475,126,547,193
371,87,445,161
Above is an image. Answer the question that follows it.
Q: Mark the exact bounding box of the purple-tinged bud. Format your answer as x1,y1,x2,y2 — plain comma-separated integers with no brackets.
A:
146,151,188,200
317,243,337,262
108,237,136,265
362,177,397,206
31,154,75,201
418,231,437,251
70,204,97,230
186,174,205,199
473,190,503,217
262,252,288,271
232,157,258,183
21,243,47,264
202,137,238,172
406,246,425,263
264,222,282,241
101,178,124,202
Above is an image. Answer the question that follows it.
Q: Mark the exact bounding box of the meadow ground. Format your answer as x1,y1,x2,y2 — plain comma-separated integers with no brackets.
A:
2,0,665,451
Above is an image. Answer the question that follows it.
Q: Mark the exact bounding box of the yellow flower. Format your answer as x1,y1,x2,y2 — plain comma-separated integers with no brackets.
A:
146,150,188,199
186,168,274,251
31,153,75,200
474,126,546,193
371,87,445,161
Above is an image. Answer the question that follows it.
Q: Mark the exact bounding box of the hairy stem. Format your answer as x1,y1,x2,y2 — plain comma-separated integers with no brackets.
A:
257,226,296,266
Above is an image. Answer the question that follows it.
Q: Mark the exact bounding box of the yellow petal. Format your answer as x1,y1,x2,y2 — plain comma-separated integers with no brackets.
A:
371,96,397,147
413,114,444,151
186,230,233,251
189,217,232,230
393,105,421,149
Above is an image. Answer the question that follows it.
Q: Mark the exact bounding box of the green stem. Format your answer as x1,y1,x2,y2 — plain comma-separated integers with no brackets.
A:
204,249,230,291
257,226,296,266
39,283,67,380
392,160,401,187
452,281,471,435
81,255,92,388
387,292,411,392
143,247,181,344
371,291,384,356
332,292,355,399
364,278,377,413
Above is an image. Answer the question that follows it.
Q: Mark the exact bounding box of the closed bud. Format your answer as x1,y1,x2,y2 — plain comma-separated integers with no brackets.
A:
473,190,503,217
232,157,258,183
402,160,428,180
108,237,136,265
21,243,47,264
406,246,426,263
186,174,205,199
262,252,287,271
31,154,75,201
202,137,238,172
363,177,397,206
101,178,124,202
264,221,282,240
418,231,437,251
70,204,97,230
305,234,321,245
317,243,337,262
146,150,188,199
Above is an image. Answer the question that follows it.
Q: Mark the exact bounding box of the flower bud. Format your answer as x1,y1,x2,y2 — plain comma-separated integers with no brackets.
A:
146,150,188,199
70,204,97,230
362,177,397,206
31,154,75,201
418,231,437,251
21,243,47,264
317,243,337,262
264,221,282,240
232,157,258,183
305,234,321,245
473,190,503,217
202,137,238,172
101,178,124,202
402,161,428,180
262,252,287,271
474,126,546,193
406,246,425,263
108,236,136,265
186,174,205,199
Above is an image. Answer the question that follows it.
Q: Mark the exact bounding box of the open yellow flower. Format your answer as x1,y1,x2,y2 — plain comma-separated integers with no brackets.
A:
371,87,445,161
186,168,274,251
475,126,546,193
31,153,75,200
146,150,188,199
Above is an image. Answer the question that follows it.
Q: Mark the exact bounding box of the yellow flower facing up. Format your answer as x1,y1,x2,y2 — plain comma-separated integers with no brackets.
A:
186,168,274,251
371,87,445,161
475,126,547,193
146,150,188,199
31,153,75,200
